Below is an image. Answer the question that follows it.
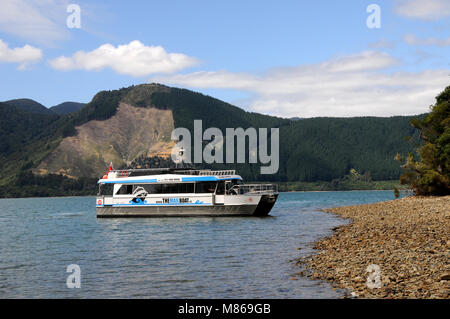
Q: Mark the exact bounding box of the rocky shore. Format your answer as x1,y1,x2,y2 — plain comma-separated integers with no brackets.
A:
297,195,449,298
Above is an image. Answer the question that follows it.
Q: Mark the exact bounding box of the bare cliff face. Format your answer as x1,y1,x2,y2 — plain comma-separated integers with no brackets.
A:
35,102,174,178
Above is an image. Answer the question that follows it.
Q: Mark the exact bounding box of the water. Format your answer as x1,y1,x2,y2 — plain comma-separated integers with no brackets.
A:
0,190,398,298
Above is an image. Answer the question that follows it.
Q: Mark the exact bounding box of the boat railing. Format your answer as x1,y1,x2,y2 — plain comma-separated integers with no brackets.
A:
198,170,235,176
107,168,236,177
231,184,278,195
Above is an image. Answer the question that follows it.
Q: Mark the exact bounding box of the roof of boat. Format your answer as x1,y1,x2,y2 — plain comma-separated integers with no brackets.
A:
98,168,243,184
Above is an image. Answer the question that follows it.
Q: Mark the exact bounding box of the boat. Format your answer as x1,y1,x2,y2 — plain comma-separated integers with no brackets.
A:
96,168,278,217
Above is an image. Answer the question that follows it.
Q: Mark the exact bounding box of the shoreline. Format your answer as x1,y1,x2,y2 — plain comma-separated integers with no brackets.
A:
1,178,403,198
297,195,450,299
0,189,399,200
283,189,400,193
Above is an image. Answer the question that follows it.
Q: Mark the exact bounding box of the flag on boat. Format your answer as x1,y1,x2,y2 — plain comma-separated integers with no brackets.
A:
102,162,114,179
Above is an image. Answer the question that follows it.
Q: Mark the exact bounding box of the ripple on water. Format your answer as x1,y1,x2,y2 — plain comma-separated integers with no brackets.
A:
0,191,397,298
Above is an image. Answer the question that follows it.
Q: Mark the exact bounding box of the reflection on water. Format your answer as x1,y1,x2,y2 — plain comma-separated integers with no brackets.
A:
0,191,398,298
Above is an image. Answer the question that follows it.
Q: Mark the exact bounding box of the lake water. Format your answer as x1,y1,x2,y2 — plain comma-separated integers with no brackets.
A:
0,191,398,298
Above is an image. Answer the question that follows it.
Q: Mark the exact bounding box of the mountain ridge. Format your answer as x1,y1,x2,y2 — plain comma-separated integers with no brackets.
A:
3,98,87,115
0,83,423,197
4,98,54,115
50,101,86,115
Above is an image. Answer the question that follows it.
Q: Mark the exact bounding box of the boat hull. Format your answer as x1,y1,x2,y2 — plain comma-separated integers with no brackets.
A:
253,194,279,216
96,204,260,217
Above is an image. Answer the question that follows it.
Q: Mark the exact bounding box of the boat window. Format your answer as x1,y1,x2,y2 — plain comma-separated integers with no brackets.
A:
226,179,241,195
131,183,195,194
161,183,179,194
142,184,162,193
116,185,133,195
216,182,225,195
195,182,217,193
99,183,114,195
178,183,195,193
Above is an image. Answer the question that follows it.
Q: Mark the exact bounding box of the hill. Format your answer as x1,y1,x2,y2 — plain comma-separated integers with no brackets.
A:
50,102,86,115
278,116,420,182
0,102,60,156
0,83,422,197
3,98,54,115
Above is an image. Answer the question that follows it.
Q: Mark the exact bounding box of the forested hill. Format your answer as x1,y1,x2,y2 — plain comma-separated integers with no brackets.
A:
50,102,86,115
278,116,420,182
2,99,87,115
0,83,422,197
3,98,54,115
145,87,420,182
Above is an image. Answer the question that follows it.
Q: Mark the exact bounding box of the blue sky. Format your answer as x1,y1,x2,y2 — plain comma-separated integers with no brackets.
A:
0,0,449,117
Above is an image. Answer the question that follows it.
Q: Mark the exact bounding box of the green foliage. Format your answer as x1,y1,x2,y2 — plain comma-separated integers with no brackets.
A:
277,116,420,182
71,86,133,124
148,87,419,182
0,83,426,197
0,170,97,198
149,87,288,132
280,166,408,192
393,186,400,198
129,156,178,169
0,102,60,156
3,98,54,114
0,87,133,181
397,86,450,195
277,178,403,192
50,102,86,115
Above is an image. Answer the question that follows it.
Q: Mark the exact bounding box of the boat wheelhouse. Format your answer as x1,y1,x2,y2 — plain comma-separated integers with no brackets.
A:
96,168,278,217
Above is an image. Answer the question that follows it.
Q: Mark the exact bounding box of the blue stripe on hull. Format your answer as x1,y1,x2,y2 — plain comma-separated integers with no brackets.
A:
97,203,213,207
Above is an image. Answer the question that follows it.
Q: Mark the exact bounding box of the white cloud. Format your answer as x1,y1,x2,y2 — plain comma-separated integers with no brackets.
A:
0,0,69,44
152,51,449,118
49,40,199,76
394,0,450,20
320,51,399,72
404,34,450,47
0,39,42,69
368,38,396,49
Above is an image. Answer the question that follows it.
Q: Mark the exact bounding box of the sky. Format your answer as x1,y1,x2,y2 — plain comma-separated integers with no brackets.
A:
0,0,449,118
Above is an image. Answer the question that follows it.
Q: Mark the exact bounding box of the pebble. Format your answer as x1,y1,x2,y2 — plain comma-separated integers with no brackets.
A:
297,195,450,299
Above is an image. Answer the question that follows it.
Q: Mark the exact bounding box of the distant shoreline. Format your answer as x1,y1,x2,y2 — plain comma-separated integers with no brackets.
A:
276,179,404,192
0,189,401,200
0,179,405,199
297,195,449,299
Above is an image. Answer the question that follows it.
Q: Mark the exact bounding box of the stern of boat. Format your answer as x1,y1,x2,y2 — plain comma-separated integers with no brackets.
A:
253,193,279,216
234,184,279,216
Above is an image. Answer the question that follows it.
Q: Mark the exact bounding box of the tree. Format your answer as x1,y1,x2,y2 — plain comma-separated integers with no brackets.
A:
397,86,450,195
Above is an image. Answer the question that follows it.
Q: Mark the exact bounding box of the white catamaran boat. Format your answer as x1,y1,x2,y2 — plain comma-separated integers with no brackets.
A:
96,168,278,217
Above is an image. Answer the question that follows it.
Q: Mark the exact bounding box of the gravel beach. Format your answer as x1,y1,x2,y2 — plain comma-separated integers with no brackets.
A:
298,195,450,298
